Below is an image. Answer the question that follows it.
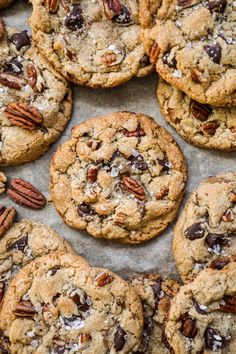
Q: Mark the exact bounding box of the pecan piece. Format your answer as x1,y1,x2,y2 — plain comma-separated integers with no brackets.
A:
87,166,98,183
95,272,113,287
44,0,60,12
0,18,5,41
0,205,16,238
79,333,92,348
149,43,160,64
190,100,212,121
220,296,236,313
201,121,219,136
14,300,37,317
229,191,236,203
123,128,145,137
0,73,27,90
0,282,5,303
27,64,37,88
0,172,7,194
156,187,169,200
5,103,43,131
180,315,198,338
7,178,46,209
222,209,234,222
103,0,122,19
210,257,230,270
122,177,146,200
114,212,126,225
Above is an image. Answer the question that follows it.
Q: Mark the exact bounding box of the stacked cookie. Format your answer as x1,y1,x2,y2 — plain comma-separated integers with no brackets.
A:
140,0,236,150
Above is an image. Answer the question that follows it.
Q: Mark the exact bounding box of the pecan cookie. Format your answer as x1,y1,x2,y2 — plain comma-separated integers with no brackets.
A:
0,218,77,307
0,253,143,354
50,112,187,244
173,172,236,283
130,274,179,353
157,79,236,151
165,260,236,353
140,0,236,106
0,20,72,165
0,0,14,9
29,0,152,88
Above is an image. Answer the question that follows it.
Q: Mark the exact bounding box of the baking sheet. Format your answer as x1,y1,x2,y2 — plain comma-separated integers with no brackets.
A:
1,0,235,282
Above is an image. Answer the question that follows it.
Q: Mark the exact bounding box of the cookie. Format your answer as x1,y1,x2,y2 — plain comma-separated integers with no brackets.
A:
173,172,236,283
157,79,236,151
0,218,78,307
50,111,187,244
29,0,153,88
0,252,143,354
130,274,180,353
0,0,14,9
165,260,236,353
140,0,236,106
0,20,72,165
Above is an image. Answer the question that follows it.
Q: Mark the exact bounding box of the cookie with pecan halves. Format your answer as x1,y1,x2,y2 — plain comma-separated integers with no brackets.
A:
50,111,187,244
29,0,153,88
0,20,72,165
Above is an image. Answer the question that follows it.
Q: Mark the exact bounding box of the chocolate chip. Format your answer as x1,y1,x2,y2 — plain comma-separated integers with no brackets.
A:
180,315,198,338
112,5,131,24
207,0,227,13
10,30,31,51
140,54,151,67
71,292,90,312
2,58,23,75
163,50,177,69
220,296,236,313
151,278,162,299
8,235,28,252
190,100,212,121
65,5,84,31
193,299,207,315
204,327,225,350
184,223,205,240
157,158,171,172
52,347,66,354
205,233,230,249
204,43,221,64
63,314,83,328
77,203,96,217
210,257,230,270
48,266,60,276
114,326,126,351
128,155,148,171
178,0,192,5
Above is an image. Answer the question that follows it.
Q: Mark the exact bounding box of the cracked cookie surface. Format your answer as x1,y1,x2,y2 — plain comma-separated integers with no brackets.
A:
50,112,187,244
173,172,236,283
130,274,179,354
29,0,152,88
0,219,76,308
140,0,236,106
157,79,236,151
0,252,143,354
0,22,72,165
165,260,236,353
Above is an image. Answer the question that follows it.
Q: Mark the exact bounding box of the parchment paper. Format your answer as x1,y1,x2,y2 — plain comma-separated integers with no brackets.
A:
1,0,235,281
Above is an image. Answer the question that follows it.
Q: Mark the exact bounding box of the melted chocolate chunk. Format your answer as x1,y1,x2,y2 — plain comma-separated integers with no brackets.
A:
2,58,23,75
204,43,222,64
204,327,226,350
205,233,230,249
184,223,205,240
77,203,96,217
112,5,131,24
114,326,126,351
8,235,28,252
65,5,84,31
10,30,31,51
207,0,227,13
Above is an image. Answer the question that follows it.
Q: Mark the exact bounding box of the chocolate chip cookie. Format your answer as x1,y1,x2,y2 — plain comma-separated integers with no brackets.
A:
0,20,72,165
173,172,236,283
165,260,236,353
29,0,152,88
0,218,77,307
0,252,143,354
130,274,180,353
50,111,187,244
140,0,236,106
157,79,236,151
0,0,14,9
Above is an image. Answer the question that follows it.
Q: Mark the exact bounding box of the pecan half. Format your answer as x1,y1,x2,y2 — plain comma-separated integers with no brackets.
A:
122,177,146,200
27,64,37,89
44,0,60,12
149,43,160,64
201,121,219,136
0,172,7,194
103,0,122,19
5,103,43,131
220,296,236,313
14,300,37,317
0,205,16,238
0,73,27,90
114,212,126,225
95,272,113,287
7,179,46,209
87,166,98,183
0,18,5,41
